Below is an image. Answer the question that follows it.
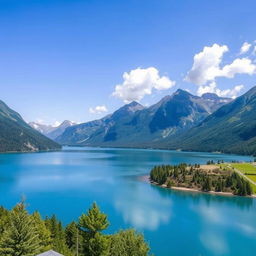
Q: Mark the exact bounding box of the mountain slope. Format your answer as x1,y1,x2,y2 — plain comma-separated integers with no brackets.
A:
29,120,75,140
57,90,231,147
47,120,76,139
29,122,56,135
164,86,256,155
0,100,61,152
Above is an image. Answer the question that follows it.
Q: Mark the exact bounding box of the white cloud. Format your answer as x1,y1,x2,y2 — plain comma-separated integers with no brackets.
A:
186,44,256,86
89,105,108,114
186,43,256,98
220,58,256,78
239,42,251,55
185,44,228,86
252,46,256,55
112,67,175,103
197,82,244,99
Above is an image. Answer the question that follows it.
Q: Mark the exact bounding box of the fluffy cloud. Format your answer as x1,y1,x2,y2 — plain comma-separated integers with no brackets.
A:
186,44,256,86
185,44,228,86
221,58,256,78
112,67,175,103
89,105,108,114
239,42,251,55
186,43,256,98
197,82,244,99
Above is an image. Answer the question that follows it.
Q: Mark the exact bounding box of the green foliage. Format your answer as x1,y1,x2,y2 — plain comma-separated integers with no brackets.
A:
110,229,150,256
150,165,171,185
65,221,82,255
165,86,256,155
0,201,151,256
79,202,109,235
0,99,61,153
150,163,253,196
79,202,110,256
0,206,9,235
229,172,252,196
87,232,110,256
0,202,42,256
45,215,72,256
32,211,52,252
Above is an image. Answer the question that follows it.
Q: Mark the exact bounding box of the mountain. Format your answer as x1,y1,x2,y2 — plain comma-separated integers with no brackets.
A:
29,122,56,134
164,86,256,155
29,120,76,140
0,100,61,152
56,89,231,147
47,120,76,139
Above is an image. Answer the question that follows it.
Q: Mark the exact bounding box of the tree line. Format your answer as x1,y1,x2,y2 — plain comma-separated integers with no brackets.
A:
0,201,151,256
150,163,252,196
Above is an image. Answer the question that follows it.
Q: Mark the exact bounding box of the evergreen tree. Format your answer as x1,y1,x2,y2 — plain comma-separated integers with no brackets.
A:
32,211,52,252
0,201,42,256
202,176,211,192
87,232,110,256
110,229,150,256
65,221,82,254
45,215,72,256
245,181,252,195
79,202,110,256
0,206,9,237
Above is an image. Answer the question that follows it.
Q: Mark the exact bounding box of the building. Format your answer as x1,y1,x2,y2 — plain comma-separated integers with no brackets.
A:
36,250,64,256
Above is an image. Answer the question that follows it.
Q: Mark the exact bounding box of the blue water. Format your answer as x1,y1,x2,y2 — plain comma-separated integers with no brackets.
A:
0,147,255,256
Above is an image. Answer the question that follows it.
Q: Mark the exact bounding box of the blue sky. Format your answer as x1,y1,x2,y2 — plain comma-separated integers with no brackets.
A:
0,0,256,125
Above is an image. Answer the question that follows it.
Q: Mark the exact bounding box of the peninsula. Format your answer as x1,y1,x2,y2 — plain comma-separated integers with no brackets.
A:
149,162,256,196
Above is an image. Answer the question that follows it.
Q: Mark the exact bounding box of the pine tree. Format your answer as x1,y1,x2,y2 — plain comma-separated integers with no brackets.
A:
110,229,150,256
79,202,109,235
88,232,110,256
0,201,42,256
79,202,110,256
245,181,252,195
65,221,82,254
0,206,9,237
202,176,211,192
45,215,72,256
32,211,52,253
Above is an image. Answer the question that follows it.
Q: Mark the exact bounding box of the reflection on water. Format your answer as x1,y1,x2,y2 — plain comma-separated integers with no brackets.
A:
200,231,228,255
114,183,171,230
0,147,255,256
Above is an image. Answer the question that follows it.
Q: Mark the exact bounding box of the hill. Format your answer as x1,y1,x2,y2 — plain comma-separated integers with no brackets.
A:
0,100,61,152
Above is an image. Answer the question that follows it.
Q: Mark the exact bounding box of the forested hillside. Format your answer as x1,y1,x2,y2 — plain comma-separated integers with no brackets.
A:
164,86,256,155
0,100,61,152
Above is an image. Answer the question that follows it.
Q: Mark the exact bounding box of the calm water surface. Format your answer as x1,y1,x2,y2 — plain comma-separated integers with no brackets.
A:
0,147,255,256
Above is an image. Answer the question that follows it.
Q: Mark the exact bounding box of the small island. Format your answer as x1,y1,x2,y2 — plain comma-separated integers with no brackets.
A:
150,162,254,196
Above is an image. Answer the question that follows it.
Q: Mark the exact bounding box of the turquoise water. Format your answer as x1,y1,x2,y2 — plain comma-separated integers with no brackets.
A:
0,147,255,256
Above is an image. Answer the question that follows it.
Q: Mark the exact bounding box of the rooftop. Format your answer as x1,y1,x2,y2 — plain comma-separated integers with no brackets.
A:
36,250,64,256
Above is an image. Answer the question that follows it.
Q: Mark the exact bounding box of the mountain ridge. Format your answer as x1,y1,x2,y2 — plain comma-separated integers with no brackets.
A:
0,100,61,152
29,120,76,140
163,86,256,155
56,89,232,148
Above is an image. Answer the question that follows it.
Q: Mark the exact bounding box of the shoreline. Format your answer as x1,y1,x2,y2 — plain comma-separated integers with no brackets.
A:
141,175,256,198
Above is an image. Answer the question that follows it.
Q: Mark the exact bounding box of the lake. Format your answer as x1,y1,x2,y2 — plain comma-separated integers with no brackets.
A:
0,147,255,256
